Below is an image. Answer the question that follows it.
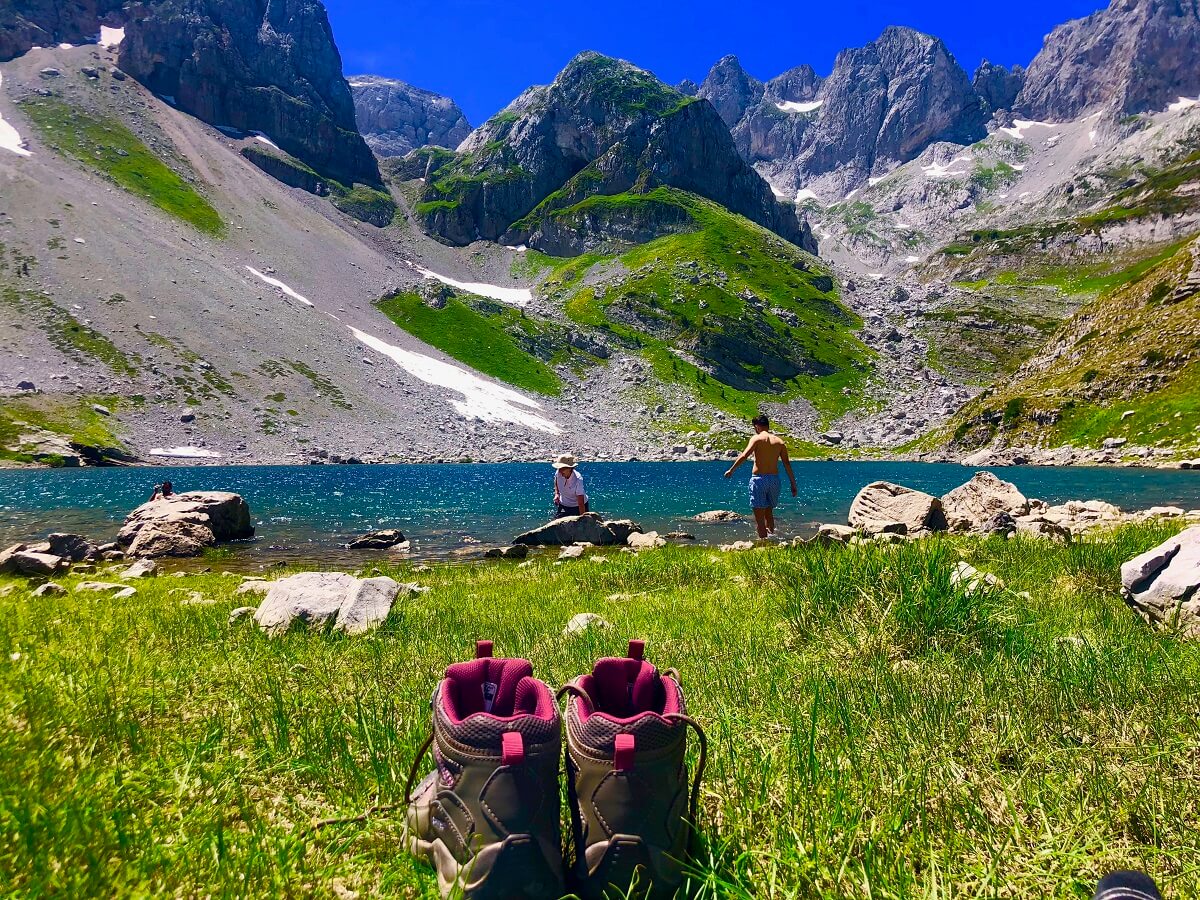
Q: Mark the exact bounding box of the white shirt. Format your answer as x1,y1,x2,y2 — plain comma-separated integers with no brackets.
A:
556,471,586,507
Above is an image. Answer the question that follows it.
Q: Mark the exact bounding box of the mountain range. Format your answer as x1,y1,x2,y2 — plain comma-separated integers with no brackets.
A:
0,0,1198,469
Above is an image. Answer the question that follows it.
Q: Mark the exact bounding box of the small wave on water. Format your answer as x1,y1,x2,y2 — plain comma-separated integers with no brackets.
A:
2,461,1200,566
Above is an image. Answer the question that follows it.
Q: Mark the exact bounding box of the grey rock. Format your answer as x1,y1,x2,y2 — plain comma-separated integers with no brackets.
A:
973,60,1026,113
849,481,948,535
7,550,67,577
228,606,256,623
119,491,253,556
0,0,125,61
515,513,627,547
253,572,408,636
484,545,530,560
627,531,666,550
349,75,471,157
940,472,1031,533
693,509,742,522
347,528,408,550
1121,525,1200,637
1017,0,1200,120
47,533,95,562
951,561,1005,596
564,612,612,635
32,582,67,597
119,0,380,187
121,559,159,579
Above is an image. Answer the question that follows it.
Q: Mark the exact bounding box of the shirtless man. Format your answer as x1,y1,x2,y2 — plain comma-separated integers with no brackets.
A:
723,415,798,539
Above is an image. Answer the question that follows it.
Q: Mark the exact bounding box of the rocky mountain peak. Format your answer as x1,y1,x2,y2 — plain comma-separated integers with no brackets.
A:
973,60,1026,114
119,0,379,187
409,52,813,253
766,64,823,103
349,75,471,157
1016,0,1200,119
697,54,765,127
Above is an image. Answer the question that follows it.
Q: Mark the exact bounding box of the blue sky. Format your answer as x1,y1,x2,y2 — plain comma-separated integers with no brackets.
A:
324,0,1110,126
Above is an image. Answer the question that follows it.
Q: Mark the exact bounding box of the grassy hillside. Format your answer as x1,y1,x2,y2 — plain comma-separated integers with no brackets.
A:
535,190,871,424
944,239,1200,455
0,525,1197,895
0,395,132,466
20,97,225,237
375,292,577,397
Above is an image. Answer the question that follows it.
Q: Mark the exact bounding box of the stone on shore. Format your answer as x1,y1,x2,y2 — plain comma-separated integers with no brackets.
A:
2,547,68,577
849,482,948,536
47,533,95,562
252,572,417,636
119,492,253,558
122,559,159,579
720,540,755,552
32,582,67,597
515,513,641,547
484,545,529,560
941,472,1031,533
347,529,408,550
1121,525,1200,638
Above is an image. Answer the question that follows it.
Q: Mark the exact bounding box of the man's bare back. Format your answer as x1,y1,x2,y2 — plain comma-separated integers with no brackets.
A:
746,431,787,475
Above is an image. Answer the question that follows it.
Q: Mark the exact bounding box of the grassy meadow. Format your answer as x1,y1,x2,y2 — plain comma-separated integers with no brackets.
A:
1,524,1198,897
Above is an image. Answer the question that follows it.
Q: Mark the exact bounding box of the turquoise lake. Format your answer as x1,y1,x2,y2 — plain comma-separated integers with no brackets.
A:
2,461,1199,564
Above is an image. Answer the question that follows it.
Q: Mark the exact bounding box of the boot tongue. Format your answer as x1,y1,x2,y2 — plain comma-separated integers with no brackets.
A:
591,657,665,717
444,658,535,718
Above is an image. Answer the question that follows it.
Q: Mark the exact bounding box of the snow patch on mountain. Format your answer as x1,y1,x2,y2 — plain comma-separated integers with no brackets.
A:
405,262,532,306
246,267,313,306
0,74,32,158
349,328,561,433
999,120,1060,139
1168,96,1197,112
150,446,222,459
98,26,125,49
776,100,823,114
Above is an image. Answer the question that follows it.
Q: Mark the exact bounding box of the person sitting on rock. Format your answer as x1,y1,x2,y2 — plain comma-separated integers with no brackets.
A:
552,454,589,518
149,480,175,502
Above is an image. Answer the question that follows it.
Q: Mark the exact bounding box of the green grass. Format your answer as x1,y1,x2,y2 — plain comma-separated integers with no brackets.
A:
2,286,139,377
376,292,564,396
541,191,871,424
0,523,1198,895
20,98,224,237
0,395,130,465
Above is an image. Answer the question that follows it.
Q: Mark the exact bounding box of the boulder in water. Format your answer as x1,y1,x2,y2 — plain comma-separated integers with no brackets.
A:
119,492,253,558
515,513,634,547
693,510,742,522
347,529,408,550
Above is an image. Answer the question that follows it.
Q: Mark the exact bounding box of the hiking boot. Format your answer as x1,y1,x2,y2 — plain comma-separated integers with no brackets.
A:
561,640,707,899
405,640,564,899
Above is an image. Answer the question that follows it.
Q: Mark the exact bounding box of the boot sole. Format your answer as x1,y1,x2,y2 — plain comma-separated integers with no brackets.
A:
409,831,562,900
574,834,683,899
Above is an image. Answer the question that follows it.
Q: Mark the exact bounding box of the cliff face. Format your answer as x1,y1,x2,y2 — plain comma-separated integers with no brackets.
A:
119,0,379,186
973,61,1026,114
349,75,471,157
411,52,813,254
0,0,125,61
1017,0,1200,120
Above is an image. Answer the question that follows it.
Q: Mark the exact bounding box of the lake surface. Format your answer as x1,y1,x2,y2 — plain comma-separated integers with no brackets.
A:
2,461,1199,565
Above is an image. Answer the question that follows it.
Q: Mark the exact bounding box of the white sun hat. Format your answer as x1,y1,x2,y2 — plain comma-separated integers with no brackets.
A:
552,453,579,469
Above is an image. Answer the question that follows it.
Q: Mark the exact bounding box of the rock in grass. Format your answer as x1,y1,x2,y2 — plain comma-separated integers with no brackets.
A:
228,606,256,624
1121,525,1200,638
627,531,666,550
122,559,159,579
32,582,67,597
252,572,418,636
235,580,273,596
941,472,1031,533
559,544,588,560
720,540,755,552
8,550,67,577
849,482,948,536
77,581,129,594
564,613,612,635
950,562,1004,595
347,529,408,550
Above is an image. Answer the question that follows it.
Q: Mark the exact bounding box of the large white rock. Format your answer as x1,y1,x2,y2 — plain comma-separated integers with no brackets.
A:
252,572,413,636
1121,526,1200,638
627,531,666,550
849,482,947,536
941,472,1031,533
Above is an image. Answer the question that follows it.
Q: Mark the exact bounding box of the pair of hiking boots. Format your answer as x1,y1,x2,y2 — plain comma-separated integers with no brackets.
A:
405,639,706,899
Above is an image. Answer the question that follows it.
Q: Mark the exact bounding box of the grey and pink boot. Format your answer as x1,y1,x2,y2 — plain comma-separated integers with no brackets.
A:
405,641,564,899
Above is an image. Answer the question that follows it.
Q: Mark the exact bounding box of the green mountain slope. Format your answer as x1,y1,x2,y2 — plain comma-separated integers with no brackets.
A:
943,238,1200,457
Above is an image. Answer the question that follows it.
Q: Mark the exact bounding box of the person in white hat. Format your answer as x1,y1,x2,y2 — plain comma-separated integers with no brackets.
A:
552,454,589,518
